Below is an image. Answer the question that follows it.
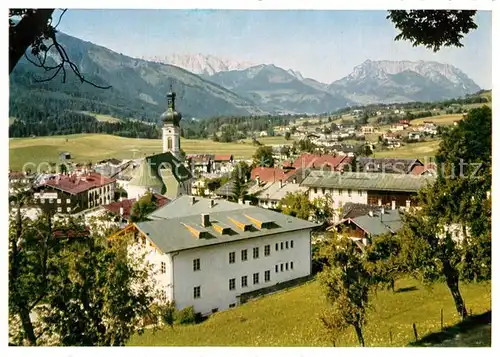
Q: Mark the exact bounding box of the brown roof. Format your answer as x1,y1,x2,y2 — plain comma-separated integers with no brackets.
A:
251,167,292,182
102,194,170,219
53,228,90,239
43,172,116,195
214,154,233,162
411,163,437,176
292,153,353,171
9,171,26,179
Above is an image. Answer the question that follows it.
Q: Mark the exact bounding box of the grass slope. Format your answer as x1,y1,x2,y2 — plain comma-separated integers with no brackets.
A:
373,140,441,161
129,278,490,347
8,134,263,170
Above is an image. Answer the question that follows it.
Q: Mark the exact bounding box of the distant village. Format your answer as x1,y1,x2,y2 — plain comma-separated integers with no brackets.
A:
8,89,465,317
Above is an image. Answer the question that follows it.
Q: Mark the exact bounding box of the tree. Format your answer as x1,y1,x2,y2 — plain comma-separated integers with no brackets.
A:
397,107,491,320
252,146,275,167
387,10,478,52
278,192,313,220
284,131,291,140
319,233,372,346
9,211,158,345
311,194,334,225
129,192,158,223
9,9,110,88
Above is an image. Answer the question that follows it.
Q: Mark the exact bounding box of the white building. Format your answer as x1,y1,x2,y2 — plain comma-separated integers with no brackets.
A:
112,196,319,315
302,170,435,209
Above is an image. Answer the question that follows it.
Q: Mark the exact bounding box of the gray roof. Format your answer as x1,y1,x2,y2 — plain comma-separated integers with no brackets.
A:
341,202,387,220
250,182,307,201
301,170,434,193
148,195,243,220
347,209,403,236
357,157,422,174
136,205,320,254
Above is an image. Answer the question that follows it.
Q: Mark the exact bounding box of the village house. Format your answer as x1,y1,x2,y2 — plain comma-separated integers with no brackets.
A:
32,171,116,215
408,131,424,141
111,196,319,315
187,154,214,174
302,170,434,209
361,125,375,134
334,207,403,247
292,153,353,172
248,179,308,210
213,154,234,173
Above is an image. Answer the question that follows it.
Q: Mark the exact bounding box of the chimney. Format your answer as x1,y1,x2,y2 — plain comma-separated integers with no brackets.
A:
191,196,196,205
406,200,411,209
119,207,124,217
256,175,260,185
368,210,374,217
377,198,382,207
210,199,214,208
391,200,396,210
293,177,297,184
279,179,283,188
201,213,210,227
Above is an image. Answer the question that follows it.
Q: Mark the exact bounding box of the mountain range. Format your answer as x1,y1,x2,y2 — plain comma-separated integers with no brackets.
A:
10,32,483,121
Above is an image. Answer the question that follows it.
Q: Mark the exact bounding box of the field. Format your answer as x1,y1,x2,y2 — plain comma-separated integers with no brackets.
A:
410,113,464,126
8,134,262,170
85,112,122,123
128,278,491,347
373,140,441,161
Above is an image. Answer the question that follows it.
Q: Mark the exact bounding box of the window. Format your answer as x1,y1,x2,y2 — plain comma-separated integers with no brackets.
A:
66,199,71,204
253,247,259,259
229,278,236,291
57,199,61,204
57,207,62,212
275,265,279,273
66,207,71,212
229,303,236,308
161,262,166,274
241,275,248,288
241,249,248,261
321,188,325,194
286,262,289,271
358,190,362,196
275,243,279,251
193,286,201,299
265,270,270,282
348,189,352,197
280,263,284,272
253,273,259,285
229,252,236,264
285,241,289,249
280,242,284,250
290,240,294,249
339,189,343,195
264,245,270,256
314,188,317,194
193,258,200,271
41,199,45,204
290,261,294,270
49,199,53,204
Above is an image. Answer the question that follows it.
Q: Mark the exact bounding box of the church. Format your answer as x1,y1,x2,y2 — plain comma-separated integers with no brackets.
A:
126,88,193,200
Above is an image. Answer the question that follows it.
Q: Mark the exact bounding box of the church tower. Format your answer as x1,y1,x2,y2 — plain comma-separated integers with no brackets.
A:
161,86,182,158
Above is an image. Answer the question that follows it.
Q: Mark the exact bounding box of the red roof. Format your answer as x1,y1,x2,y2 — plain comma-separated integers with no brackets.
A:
292,153,353,171
43,172,116,195
214,154,233,162
102,194,170,219
411,163,437,176
251,167,293,182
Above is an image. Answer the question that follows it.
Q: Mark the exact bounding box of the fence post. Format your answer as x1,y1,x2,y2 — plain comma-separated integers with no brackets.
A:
389,327,393,345
440,308,444,330
412,323,418,341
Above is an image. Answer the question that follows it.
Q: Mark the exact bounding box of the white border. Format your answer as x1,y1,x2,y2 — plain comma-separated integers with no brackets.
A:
1,2,498,357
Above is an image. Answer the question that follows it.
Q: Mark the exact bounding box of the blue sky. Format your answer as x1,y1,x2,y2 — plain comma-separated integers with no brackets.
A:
57,10,492,88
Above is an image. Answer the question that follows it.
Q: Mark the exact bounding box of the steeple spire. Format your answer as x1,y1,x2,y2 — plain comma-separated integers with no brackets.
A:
167,84,176,110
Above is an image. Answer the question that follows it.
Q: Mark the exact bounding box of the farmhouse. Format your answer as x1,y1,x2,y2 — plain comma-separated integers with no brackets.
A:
335,208,403,247
248,180,308,209
111,196,319,315
302,170,434,209
356,157,423,174
292,153,353,171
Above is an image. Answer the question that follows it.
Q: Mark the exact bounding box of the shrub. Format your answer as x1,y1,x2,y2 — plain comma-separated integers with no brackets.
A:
175,306,197,325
